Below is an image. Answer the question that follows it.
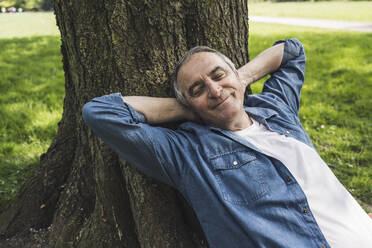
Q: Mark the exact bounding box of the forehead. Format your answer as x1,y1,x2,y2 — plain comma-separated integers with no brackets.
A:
177,52,229,90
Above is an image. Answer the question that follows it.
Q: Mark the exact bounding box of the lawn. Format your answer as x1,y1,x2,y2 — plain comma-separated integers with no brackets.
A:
0,11,371,212
249,1,372,22
0,13,64,209
0,12,60,38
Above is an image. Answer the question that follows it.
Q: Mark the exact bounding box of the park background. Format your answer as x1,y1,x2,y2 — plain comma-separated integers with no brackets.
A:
0,0,371,214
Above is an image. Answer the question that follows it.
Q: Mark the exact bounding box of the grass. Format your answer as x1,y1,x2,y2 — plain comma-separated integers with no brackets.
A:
249,1,372,22
0,11,371,212
0,12,60,38
0,12,64,208
249,23,372,209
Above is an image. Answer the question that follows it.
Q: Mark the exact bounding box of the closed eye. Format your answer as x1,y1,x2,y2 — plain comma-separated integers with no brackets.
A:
213,73,224,81
188,80,206,97
191,84,205,97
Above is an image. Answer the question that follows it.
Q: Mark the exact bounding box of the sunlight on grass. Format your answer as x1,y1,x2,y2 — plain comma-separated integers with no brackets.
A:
249,23,372,208
0,12,59,38
249,1,372,22
0,36,64,207
32,108,61,128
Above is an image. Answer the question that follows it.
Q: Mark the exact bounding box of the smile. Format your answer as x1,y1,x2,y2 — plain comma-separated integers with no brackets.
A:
212,95,230,109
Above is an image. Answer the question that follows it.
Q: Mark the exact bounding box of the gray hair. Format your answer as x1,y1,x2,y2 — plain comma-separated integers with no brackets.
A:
172,46,236,107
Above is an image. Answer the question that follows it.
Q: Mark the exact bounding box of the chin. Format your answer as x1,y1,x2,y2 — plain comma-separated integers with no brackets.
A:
213,113,237,127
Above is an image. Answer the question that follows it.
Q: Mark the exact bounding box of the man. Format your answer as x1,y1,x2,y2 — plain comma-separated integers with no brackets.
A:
83,39,372,247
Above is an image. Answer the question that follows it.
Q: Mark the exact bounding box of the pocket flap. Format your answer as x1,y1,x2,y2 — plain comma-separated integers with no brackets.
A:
210,150,256,170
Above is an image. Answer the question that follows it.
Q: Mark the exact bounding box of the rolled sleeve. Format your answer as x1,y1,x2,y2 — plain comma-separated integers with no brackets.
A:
262,38,306,115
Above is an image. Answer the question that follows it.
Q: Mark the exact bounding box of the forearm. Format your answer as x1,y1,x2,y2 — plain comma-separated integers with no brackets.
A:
238,42,285,86
122,96,195,124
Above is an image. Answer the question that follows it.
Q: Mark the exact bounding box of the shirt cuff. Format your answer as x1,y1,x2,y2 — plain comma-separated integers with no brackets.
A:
119,93,147,123
92,92,147,123
273,39,302,66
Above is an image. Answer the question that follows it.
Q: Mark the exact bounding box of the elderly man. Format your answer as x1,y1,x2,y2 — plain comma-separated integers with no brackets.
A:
83,39,372,247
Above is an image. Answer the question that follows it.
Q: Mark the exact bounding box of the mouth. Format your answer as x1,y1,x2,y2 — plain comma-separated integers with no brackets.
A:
212,95,230,109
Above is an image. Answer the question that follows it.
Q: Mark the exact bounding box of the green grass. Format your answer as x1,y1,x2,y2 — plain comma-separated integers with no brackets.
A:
249,1,372,22
0,12,63,209
0,12,64,208
0,12,60,38
249,23,372,209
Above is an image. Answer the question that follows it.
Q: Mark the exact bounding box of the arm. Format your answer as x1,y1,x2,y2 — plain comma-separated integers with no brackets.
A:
124,43,284,124
125,42,284,123
122,96,197,124
242,39,306,115
82,93,190,188
238,42,285,86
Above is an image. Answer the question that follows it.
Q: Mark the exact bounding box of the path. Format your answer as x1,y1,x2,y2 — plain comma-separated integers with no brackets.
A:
250,16,372,33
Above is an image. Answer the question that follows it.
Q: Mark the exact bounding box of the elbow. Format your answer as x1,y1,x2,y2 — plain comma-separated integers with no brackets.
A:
82,101,98,128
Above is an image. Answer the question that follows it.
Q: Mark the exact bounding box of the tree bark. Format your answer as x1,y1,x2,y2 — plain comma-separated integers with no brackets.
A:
0,0,249,247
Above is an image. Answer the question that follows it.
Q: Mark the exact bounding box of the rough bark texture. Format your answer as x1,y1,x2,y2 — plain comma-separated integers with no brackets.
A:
0,0,249,247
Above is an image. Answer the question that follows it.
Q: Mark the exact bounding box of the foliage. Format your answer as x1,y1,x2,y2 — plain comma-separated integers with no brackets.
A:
0,0,53,10
249,1,372,22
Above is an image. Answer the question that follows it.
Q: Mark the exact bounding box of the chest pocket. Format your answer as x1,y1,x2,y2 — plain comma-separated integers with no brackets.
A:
210,150,269,205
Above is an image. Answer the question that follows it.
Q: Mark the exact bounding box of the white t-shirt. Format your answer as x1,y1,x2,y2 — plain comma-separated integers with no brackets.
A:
234,118,372,248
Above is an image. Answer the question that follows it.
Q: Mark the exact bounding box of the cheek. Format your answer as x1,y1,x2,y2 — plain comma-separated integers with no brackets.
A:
189,98,206,114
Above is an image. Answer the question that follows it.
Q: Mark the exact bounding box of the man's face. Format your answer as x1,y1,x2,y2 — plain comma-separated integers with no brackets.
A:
177,52,246,129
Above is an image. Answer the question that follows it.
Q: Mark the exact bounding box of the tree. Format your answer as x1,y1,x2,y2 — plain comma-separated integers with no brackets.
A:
0,0,249,247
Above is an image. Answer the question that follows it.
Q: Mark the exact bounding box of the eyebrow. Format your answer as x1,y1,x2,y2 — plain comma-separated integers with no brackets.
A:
188,66,225,96
209,66,224,76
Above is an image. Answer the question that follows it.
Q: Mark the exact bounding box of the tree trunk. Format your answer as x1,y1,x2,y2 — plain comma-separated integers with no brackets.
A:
0,0,249,247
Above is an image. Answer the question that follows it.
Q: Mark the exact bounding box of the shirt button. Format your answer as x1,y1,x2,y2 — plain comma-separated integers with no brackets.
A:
302,208,308,214
286,130,290,134
233,161,238,166
286,177,292,182
321,246,326,248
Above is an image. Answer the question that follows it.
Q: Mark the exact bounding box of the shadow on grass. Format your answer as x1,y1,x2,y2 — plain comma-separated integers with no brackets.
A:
0,36,64,209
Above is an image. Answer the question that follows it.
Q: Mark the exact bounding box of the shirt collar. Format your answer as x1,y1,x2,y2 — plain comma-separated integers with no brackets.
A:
244,106,277,121
206,107,276,133
180,107,277,132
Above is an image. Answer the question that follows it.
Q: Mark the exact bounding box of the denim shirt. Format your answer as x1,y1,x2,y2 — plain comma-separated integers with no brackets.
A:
83,39,331,248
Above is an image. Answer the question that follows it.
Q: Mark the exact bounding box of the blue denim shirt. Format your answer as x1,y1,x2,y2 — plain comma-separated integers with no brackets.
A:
83,39,331,248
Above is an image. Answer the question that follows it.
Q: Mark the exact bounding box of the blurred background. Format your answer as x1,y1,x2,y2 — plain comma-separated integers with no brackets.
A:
0,0,52,12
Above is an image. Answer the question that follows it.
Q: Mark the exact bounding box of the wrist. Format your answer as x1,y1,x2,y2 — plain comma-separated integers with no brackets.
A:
238,68,255,86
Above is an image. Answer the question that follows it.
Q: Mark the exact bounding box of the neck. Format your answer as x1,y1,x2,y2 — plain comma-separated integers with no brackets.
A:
225,111,252,131
206,110,252,131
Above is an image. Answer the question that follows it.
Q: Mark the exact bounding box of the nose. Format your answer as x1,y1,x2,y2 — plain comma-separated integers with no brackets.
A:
206,78,222,98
